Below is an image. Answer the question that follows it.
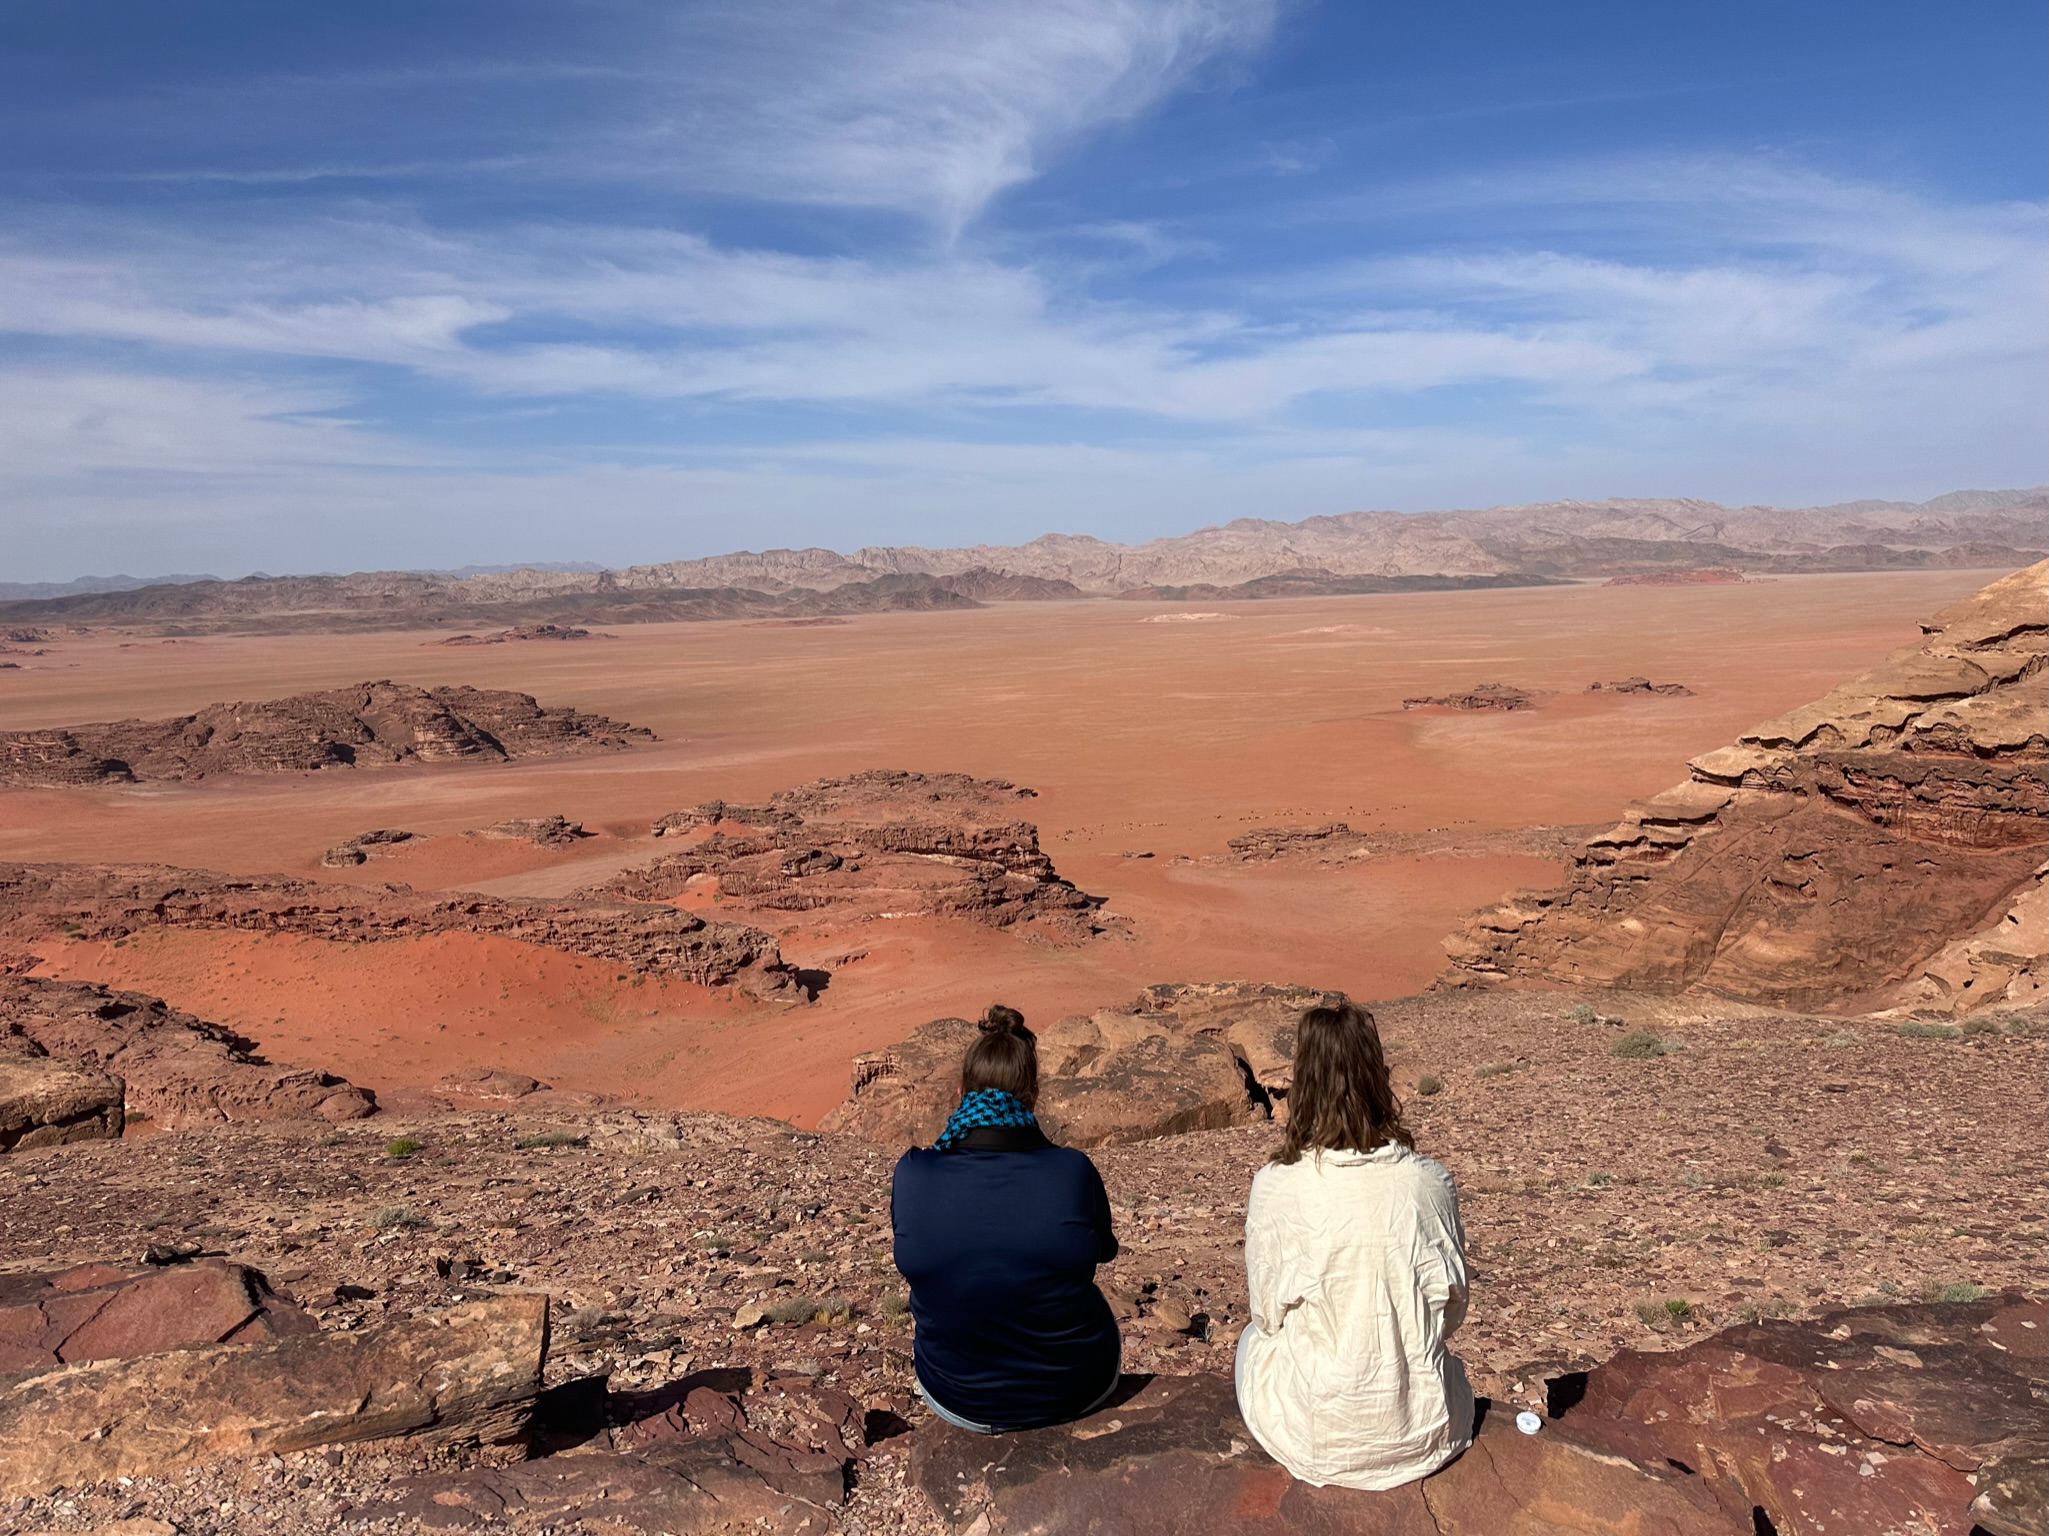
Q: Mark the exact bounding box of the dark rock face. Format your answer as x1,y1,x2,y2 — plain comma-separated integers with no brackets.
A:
360,1368,869,1533
0,860,795,996
1,973,374,1129
1446,562,2048,1015
1553,1294,2048,1536
0,1259,314,1375
910,1373,1735,1535
595,770,1110,940
822,981,1339,1148
0,1293,547,1496
0,679,653,786
0,1048,123,1150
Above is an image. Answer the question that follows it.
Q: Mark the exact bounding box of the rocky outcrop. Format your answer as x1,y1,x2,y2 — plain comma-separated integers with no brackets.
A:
1,973,375,1128
361,1368,868,1532
1553,1293,2047,1536
0,679,652,786
1229,821,1599,864
1444,562,2049,1013
911,1372,1734,1535
0,860,795,996
0,1260,315,1375
1403,683,1536,711
480,813,588,846
822,981,1338,1148
592,770,1109,940
1586,676,1693,696
0,1049,123,1150
437,623,599,644
320,827,416,866
0,1293,547,1496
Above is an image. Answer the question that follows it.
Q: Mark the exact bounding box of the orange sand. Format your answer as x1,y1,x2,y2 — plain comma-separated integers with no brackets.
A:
0,569,2000,1125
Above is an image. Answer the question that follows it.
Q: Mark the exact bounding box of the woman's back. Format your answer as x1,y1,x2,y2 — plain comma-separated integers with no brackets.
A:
892,1124,1119,1429
1236,1142,1473,1490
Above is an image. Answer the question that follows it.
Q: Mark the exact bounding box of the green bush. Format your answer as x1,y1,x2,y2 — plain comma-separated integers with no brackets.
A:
514,1131,587,1150
384,1136,422,1158
371,1206,426,1230
1610,1030,1670,1059
1568,1004,1598,1025
878,1289,911,1318
1415,1075,1444,1096
1924,1280,1989,1304
1896,1021,1961,1040
764,1294,820,1326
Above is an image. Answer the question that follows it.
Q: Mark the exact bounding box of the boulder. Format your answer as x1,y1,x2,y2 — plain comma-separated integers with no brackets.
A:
821,981,1340,1148
0,1259,313,1374
0,1293,547,1496
1445,561,2049,1013
1553,1294,2048,1536
0,1049,122,1151
910,1373,1736,1535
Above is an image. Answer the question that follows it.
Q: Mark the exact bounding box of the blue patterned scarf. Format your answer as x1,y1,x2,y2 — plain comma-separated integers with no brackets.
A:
933,1088,1038,1151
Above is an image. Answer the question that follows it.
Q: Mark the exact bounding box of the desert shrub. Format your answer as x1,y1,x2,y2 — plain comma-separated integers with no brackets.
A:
1569,1003,1598,1025
1896,1021,1961,1040
514,1131,587,1150
878,1289,911,1318
1415,1075,1444,1096
384,1136,422,1158
798,1248,832,1266
1753,1171,1786,1188
1633,1298,1694,1331
371,1206,426,1230
814,1294,856,1325
1610,1030,1670,1059
1474,1060,1526,1078
123,1111,152,1126
764,1294,820,1326
701,1235,732,1258
1923,1280,1989,1303
1584,1171,1614,1187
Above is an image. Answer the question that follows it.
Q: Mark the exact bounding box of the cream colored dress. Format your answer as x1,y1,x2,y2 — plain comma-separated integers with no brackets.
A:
1234,1142,1474,1491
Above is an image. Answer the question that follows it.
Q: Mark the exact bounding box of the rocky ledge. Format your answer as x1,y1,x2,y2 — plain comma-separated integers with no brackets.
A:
1445,561,2048,1015
0,860,795,995
587,770,1111,941
0,679,653,786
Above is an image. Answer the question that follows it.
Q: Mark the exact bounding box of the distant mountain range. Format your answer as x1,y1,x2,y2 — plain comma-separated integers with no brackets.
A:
3,489,2041,633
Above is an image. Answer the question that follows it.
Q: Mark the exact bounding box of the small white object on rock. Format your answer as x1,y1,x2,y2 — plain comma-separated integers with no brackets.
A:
1516,1411,1542,1436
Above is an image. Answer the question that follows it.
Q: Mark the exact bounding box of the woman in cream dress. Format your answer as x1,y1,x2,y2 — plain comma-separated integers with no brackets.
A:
1235,1002,1474,1491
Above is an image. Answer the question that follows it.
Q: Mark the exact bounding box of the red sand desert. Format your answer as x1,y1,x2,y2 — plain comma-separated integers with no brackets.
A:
0,568,2001,1123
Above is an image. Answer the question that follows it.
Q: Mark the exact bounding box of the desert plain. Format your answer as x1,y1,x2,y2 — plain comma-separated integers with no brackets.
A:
0,567,2002,1123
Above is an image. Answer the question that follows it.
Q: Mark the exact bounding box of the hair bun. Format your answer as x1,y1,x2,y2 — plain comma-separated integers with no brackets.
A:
980,1003,1026,1034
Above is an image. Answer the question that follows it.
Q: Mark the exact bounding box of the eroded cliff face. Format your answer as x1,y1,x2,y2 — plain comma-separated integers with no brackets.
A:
1444,562,2047,1014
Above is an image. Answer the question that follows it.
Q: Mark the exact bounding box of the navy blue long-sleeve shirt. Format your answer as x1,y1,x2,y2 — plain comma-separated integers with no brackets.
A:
891,1124,1120,1430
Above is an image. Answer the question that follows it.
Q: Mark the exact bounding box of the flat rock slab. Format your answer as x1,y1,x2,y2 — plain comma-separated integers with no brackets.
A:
1556,1295,2048,1536
910,1374,1735,1535
0,1258,312,1375
0,1293,546,1496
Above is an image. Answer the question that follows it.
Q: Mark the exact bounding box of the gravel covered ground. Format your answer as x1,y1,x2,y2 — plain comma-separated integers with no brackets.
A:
3,988,2042,1535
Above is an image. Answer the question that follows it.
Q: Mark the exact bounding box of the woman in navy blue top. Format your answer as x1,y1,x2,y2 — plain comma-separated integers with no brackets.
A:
891,1006,1121,1433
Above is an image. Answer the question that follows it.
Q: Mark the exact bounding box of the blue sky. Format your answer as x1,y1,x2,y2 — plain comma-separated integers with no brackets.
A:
1,1,2043,579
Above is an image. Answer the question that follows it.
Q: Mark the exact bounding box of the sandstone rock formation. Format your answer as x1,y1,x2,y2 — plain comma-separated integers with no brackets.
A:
0,860,795,996
0,1293,546,1496
1403,682,1536,711
0,1259,315,1375
1605,568,1747,586
911,1372,1734,1535
1229,821,1598,865
2,973,375,1128
822,981,1339,1148
1586,676,1693,696
592,770,1108,940
0,680,653,786
1445,562,2048,1014
0,1049,123,1150
320,827,416,866
480,814,588,847
1553,1293,2047,1536
437,623,599,644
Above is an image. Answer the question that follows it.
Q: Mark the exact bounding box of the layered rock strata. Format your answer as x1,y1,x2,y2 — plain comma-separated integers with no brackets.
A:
0,1293,546,1497
0,679,652,786
592,770,1108,940
1444,562,2049,1013
0,861,795,995
2,973,375,1128
821,981,1338,1148
0,1259,316,1375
